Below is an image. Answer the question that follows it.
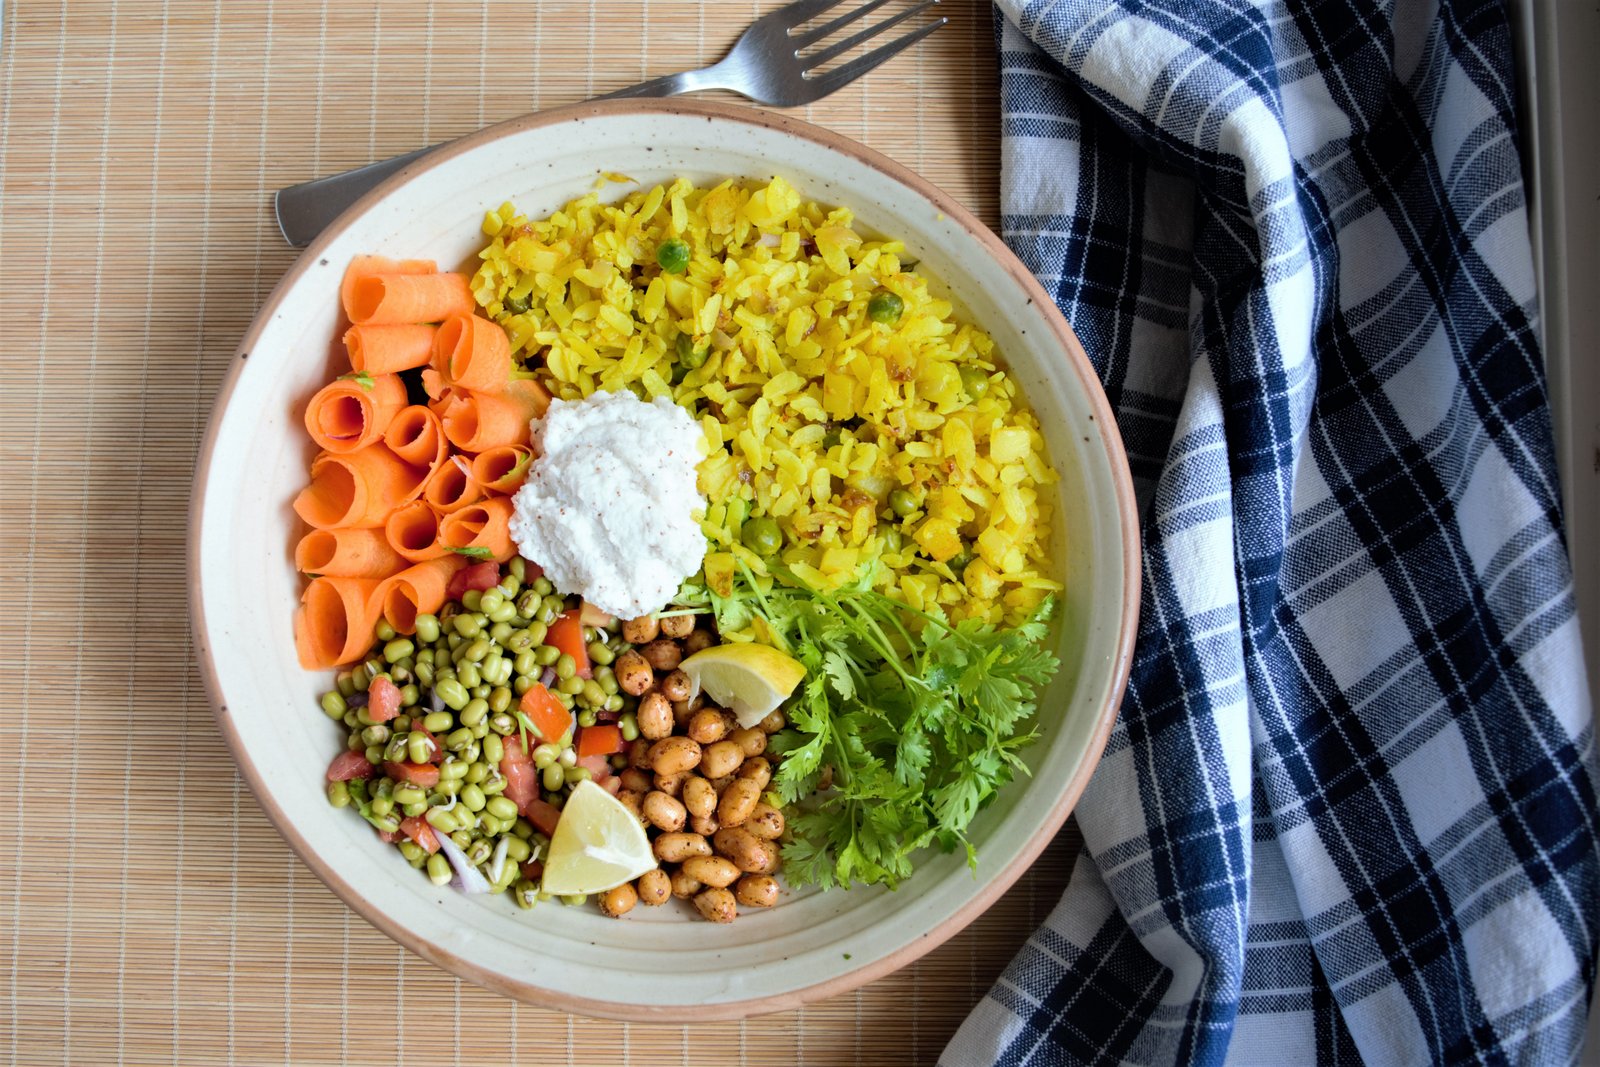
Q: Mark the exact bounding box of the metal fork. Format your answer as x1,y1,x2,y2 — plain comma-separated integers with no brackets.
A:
274,0,946,247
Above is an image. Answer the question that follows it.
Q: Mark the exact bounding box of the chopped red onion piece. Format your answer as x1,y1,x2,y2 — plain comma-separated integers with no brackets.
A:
488,836,510,886
431,825,491,894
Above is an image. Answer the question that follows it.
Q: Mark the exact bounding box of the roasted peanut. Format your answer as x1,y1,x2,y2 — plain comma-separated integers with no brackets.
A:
707,774,737,795
619,767,653,794
653,770,687,796
616,789,646,823
747,842,781,874
599,882,638,917
681,855,741,888
642,790,687,832
658,669,692,702
615,649,655,696
654,832,712,863
694,887,738,923
714,826,778,873
647,736,702,775
729,727,767,758
672,699,696,729
670,868,704,898
758,709,786,733
736,756,772,789
626,738,652,769
735,874,779,908
700,739,744,779
687,708,729,744
636,868,671,906
637,691,674,740
621,615,660,644
682,775,717,818
717,778,761,828
640,639,682,671
683,630,715,655
746,802,785,840
659,613,696,639
689,813,720,836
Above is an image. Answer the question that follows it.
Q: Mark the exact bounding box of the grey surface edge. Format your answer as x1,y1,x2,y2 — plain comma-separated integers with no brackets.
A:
1512,0,1600,1058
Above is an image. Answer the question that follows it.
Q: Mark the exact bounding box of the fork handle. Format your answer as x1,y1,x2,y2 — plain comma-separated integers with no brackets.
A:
593,66,728,101
274,147,437,248
274,68,727,248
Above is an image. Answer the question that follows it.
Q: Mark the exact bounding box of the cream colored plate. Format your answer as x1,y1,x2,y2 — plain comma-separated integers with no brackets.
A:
191,99,1139,1020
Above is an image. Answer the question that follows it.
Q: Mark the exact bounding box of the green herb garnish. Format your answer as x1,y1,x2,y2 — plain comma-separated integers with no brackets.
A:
515,710,541,755
449,545,495,560
680,564,1059,890
337,370,375,391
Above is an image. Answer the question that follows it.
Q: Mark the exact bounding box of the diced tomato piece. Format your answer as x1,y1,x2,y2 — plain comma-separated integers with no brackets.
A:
545,609,591,679
576,725,623,759
524,797,562,837
500,734,538,814
577,753,614,782
446,560,502,599
399,815,440,854
384,760,441,788
518,683,573,745
376,828,402,843
601,775,621,796
367,675,401,723
327,751,374,781
523,560,544,579
520,859,544,881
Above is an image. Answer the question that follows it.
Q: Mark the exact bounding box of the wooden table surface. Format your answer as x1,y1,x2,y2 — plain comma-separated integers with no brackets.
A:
0,3,1079,1063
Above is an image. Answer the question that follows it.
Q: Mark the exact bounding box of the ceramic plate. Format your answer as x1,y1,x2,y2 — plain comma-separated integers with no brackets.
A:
191,99,1139,1019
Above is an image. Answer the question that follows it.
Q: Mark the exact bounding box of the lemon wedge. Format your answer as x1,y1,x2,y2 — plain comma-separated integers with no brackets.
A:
679,642,807,729
539,780,656,896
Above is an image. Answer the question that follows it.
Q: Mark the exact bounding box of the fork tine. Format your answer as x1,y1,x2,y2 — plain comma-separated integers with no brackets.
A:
790,0,894,49
802,0,939,69
769,0,851,28
805,15,945,92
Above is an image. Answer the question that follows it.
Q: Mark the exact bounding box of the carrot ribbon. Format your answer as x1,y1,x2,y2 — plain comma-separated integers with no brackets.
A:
340,255,435,321
294,575,383,669
348,273,474,326
438,497,516,562
433,313,513,392
373,555,469,634
294,528,407,579
303,372,408,454
384,500,449,563
345,323,438,374
383,405,449,469
293,445,426,529
436,378,552,452
470,445,533,493
422,456,486,513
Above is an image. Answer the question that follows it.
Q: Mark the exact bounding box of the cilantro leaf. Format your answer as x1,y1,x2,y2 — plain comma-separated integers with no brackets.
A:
449,545,495,560
337,370,375,391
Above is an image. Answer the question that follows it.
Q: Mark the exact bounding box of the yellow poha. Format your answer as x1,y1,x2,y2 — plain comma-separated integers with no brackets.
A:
471,176,1059,627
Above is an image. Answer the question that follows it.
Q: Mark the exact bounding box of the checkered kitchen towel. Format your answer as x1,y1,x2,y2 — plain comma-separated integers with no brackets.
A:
944,1,1597,1064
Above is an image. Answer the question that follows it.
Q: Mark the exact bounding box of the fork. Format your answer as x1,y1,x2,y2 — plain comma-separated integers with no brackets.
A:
274,0,946,247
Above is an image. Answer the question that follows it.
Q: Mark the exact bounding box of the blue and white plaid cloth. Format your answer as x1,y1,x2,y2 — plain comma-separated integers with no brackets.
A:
944,2,1598,1063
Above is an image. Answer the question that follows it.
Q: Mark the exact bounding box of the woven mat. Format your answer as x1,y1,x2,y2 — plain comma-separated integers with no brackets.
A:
0,2,1081,1062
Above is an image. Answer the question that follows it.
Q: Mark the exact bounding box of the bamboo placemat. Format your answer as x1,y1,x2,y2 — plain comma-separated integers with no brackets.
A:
0,2,1081,1063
